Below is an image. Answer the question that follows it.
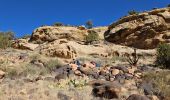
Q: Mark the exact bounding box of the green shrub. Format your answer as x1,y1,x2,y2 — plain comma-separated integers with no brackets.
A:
167,4,170,7
155,43,170,69
128,10,139,15
0,31,15,49
86,20,93,29
85,30,99,44
53,22,64,26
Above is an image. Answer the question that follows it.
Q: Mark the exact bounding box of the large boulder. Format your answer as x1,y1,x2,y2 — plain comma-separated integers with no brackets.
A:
105,8,170,49
29,26,87,43
39,39,77,59
89,80,127,99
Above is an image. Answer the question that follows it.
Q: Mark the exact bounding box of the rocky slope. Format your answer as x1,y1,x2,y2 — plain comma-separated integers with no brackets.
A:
105,7,170,49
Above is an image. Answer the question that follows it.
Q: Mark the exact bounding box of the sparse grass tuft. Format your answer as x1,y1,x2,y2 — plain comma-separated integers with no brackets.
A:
143,71,170,100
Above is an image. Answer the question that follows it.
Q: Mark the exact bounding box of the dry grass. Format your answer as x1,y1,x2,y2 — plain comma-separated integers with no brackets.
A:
143,70,170,100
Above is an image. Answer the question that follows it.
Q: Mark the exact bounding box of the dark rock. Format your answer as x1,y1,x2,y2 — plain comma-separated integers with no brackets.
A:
115,74,126,80
139,81,154,95
57,91,72,100
89,80,122,99
55,73,67,81
126,94,150,100
55,65,74,78
124,73,134,80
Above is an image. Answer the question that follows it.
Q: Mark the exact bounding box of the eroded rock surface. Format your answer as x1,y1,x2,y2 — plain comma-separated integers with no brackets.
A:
105,8,170,49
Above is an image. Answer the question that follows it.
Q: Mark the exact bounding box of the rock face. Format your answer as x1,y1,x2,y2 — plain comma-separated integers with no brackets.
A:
39,39,77,59
105,7,170,49
12,39,39,51
29,26,87,43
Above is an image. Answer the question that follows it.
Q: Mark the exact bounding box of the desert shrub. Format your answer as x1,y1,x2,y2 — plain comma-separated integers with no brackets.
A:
0,31,15,49
143,71,170,100
53,22,64,26
45,59,63,72
22,63,38,76
155,43,170,69
167,4,170,7
6,68,19,79
85,30,99,44
86,20,93,29
128,10,139,15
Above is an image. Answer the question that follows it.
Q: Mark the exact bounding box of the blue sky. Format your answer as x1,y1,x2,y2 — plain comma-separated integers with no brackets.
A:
0,0,169,37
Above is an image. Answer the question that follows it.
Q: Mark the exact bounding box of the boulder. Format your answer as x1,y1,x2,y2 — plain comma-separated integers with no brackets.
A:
79,67,99,79
89,80,126,99
29,26,87,43
105,7,170,49
111,69,120,76
39,39,77,59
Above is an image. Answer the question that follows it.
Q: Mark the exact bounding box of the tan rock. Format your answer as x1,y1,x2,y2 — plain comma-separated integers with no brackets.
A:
105,7,170,49
111,69,120,75
29,26,87,43
128,67,137,75
39,39,77,59
12,39,39,51
148,95,159,100
69,64,78,71
74,70,81,76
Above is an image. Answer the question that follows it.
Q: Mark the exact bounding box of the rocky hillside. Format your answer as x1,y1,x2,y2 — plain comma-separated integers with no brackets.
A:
5,7,170,100
105,7,170,49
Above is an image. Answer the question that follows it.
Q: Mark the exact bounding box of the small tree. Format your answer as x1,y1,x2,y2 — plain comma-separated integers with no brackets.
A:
155,43,170,69
167,4,170,7
85,30,99,44
86,20,93,29
53,22,64,26
0,31,15,49
128,10,139,15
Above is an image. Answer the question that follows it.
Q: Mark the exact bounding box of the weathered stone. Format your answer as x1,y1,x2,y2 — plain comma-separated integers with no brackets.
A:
30,26,87,43
12,39,39,51
39,39,77,59
105,8,170,49
111,69,120,76
89,80,124,99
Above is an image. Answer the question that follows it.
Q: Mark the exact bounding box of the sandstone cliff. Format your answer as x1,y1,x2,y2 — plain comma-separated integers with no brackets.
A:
105,7,170,49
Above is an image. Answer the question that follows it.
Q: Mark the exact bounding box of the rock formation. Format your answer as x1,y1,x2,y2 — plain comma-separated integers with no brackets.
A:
39,39,77,59
105,7,170,49
29,26,88,43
